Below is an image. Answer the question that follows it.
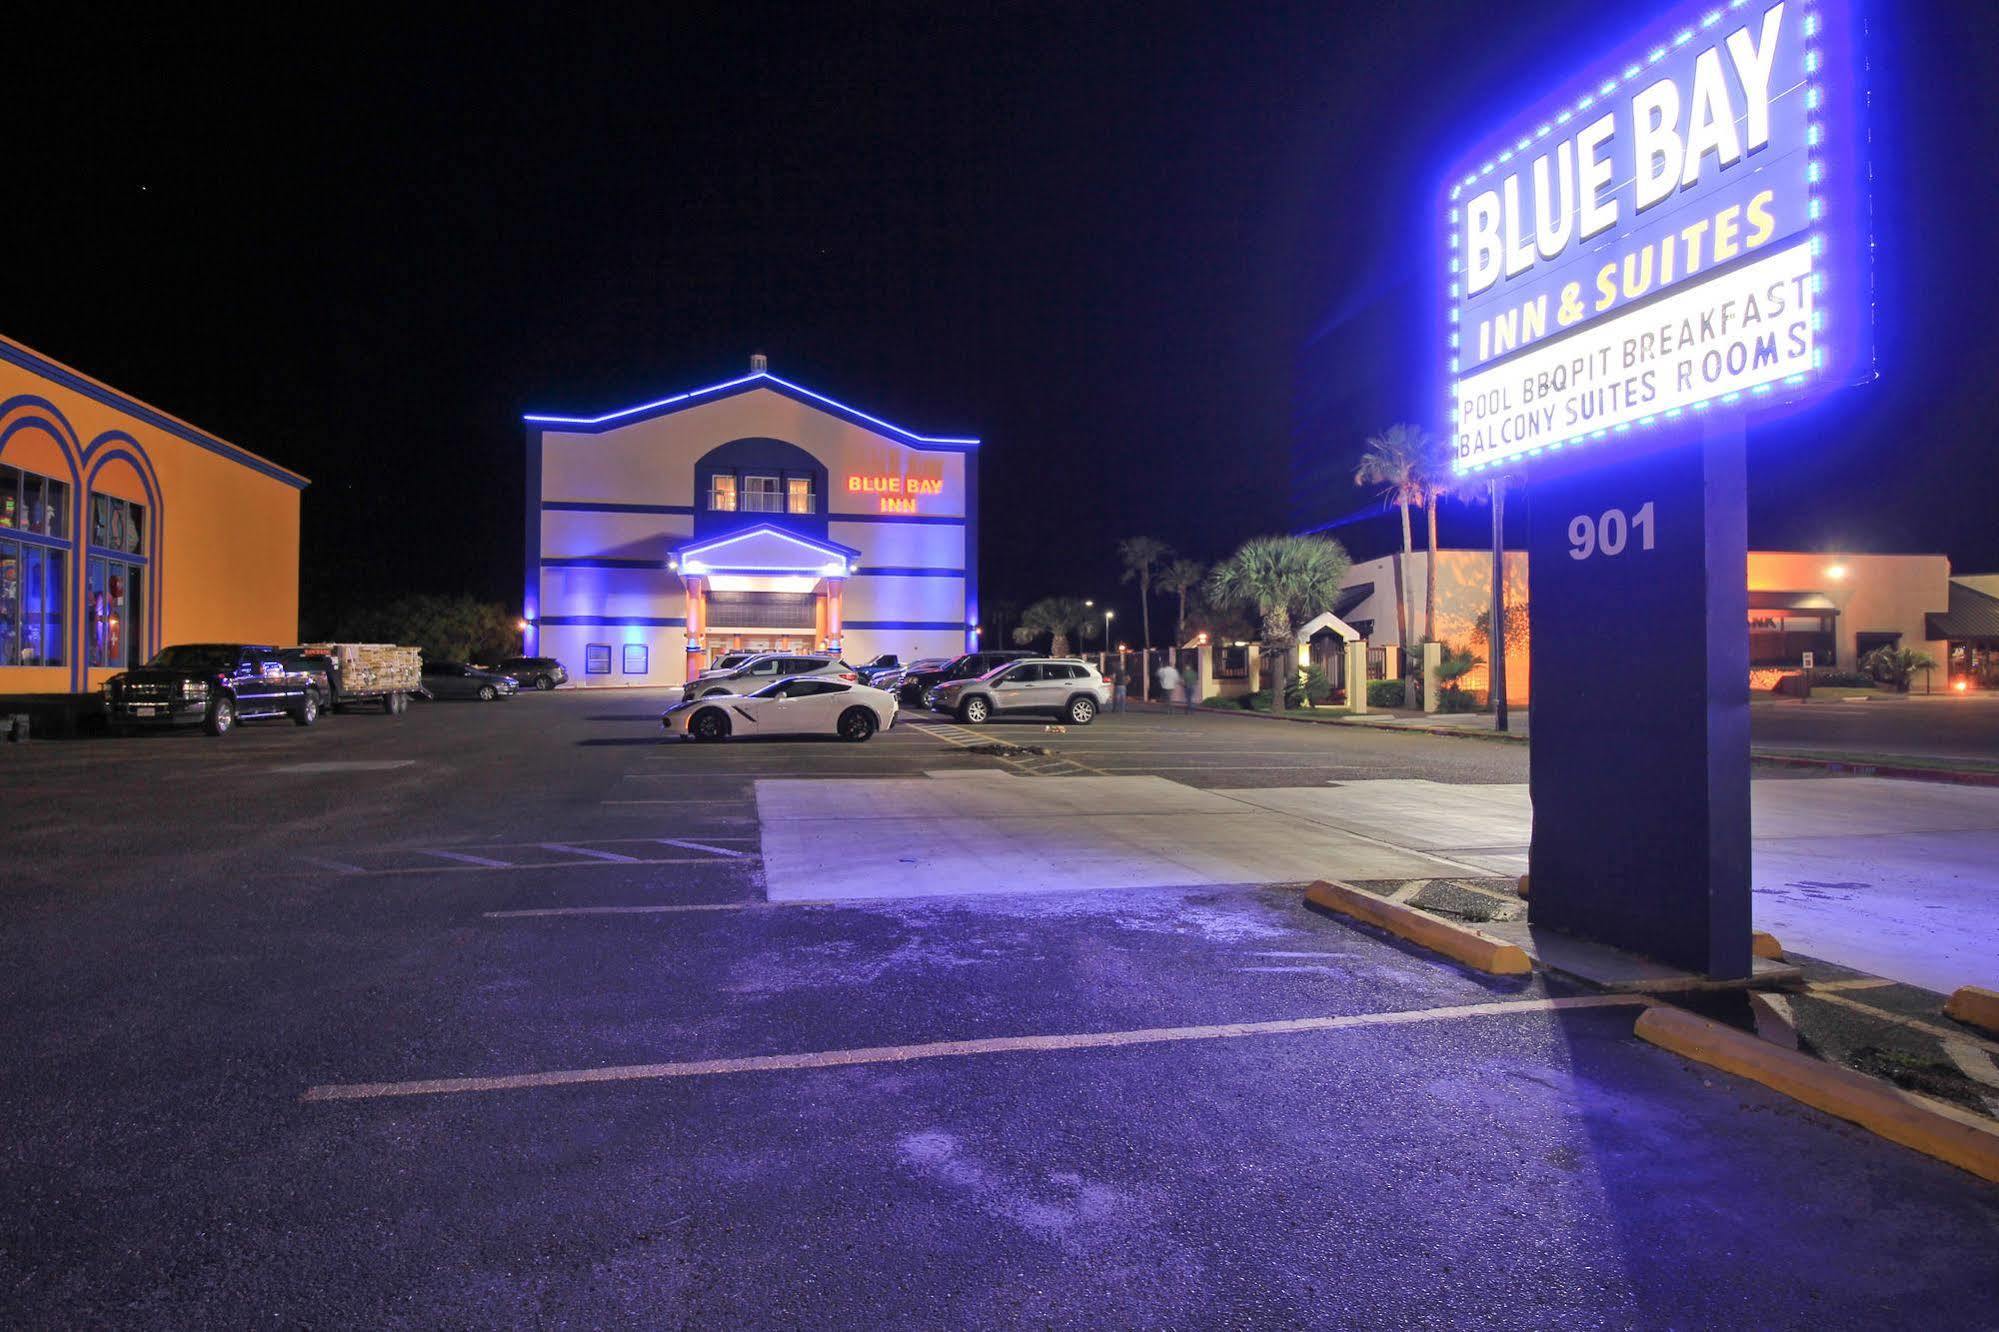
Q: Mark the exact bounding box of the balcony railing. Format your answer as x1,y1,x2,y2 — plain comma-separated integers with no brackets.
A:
708,490,816,514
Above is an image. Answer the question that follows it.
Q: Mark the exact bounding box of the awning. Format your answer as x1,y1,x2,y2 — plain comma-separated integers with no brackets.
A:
1331,582,1374,618
1747,590,1839,613
1927,581,1999,642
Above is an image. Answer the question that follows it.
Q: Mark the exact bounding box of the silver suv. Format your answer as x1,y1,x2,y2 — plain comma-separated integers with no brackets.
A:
678,654,857,702
926,658,1110,725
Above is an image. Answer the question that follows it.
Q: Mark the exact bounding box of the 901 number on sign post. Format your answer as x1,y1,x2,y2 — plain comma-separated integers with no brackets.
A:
1568,502,1656,561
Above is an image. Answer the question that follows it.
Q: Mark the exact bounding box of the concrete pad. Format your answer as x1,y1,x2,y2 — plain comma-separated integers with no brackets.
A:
1483,920,1801,992
1235,778,1999,994
1223,781,1532,852
756,777,1471,902
1752,834,1999,994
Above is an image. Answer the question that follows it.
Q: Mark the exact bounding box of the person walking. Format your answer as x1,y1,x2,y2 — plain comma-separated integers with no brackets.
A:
1157,660,1182,714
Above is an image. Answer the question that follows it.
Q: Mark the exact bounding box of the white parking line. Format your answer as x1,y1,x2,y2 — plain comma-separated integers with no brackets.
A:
655,838,750,858
334,856,756,878
602,799,756,806
421,849,515,868
484,903,759,919
299,994,1649,1102
298,855,366,875
540,843,642,863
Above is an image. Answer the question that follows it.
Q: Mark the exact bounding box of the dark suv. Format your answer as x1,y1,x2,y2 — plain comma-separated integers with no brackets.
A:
491,656,568,690
898,650,1033,707
105,644,320,736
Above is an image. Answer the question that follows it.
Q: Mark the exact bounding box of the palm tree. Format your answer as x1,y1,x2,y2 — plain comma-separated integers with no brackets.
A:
1118,536,1172,699
1206,535,1352,718
1415,430,1460,644
1011,596,1099,659
1354,424,1428,676
1161,558,1206,646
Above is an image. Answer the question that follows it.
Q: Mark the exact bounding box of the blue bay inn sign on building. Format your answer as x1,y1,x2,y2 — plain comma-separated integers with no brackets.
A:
523,356,978,686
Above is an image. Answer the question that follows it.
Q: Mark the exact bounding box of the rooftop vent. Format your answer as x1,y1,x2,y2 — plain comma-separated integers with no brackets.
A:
750,352,768,373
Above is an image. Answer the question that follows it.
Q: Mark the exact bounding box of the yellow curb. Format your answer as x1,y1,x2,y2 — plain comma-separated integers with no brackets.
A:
1305,881,1532,976
1945,986,1999,1037
1635,1006,1999,1184
1516,874,1530,900
1752,931,1783,960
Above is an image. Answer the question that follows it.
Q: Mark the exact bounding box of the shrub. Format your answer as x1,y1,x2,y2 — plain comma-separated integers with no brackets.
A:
1368,679,1408,708
1808,669,1875,689
1302,664,1334,704
1436,685,1480,713
1860,645,1937,692
1202,694,1245,710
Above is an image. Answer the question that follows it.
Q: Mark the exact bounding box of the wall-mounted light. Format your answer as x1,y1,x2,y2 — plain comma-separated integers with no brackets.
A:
1826,564,1849,582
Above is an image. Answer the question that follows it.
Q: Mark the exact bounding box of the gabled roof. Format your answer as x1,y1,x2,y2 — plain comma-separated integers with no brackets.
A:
1928,580,1999,642
1298,611,1363,643
524,369,979,451
669,523,863,575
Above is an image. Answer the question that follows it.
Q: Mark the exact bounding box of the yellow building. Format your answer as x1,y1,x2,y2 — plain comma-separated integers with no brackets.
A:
0,333,306,710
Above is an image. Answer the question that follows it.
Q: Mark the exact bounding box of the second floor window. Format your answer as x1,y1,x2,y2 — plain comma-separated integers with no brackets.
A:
743,475,783,513
786,476,814,514
708,475,738,511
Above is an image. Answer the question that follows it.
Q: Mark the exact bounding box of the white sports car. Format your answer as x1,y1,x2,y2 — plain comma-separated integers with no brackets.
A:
662,676,898,743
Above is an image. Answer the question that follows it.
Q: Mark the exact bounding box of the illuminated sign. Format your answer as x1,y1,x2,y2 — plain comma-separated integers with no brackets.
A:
1444,1,1868,474
847,473,944,515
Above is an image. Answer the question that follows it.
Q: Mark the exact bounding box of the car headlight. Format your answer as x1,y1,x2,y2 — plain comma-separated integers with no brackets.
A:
179,679,209,699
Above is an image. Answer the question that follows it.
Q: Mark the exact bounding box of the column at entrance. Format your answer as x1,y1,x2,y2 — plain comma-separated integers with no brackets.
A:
684,578,708,678
823,578,844,655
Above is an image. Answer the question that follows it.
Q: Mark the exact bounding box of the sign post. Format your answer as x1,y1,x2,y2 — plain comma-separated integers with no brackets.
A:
1526,422,1751,976
1440,0,1870,977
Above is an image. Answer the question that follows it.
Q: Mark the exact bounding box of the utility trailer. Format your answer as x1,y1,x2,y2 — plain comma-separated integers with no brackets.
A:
294,642,423,714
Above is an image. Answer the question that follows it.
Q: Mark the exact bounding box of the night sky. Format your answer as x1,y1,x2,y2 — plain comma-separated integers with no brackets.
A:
6,3,1996,637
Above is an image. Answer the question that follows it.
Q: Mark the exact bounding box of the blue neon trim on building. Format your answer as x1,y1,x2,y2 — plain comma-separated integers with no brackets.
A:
525,356,979,681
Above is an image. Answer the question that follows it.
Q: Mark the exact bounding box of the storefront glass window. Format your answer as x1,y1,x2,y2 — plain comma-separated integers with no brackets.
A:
88,556,145,669
743,475,782,513
585,643,612,674
1,539,67,667
786,476,814,514
622,644,648,675
708,475,738,511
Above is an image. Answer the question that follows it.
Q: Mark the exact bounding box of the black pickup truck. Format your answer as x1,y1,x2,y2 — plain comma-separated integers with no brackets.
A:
104,644,321,736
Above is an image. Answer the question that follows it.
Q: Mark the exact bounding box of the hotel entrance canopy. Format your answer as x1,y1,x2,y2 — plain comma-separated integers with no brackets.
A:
668,524,866,660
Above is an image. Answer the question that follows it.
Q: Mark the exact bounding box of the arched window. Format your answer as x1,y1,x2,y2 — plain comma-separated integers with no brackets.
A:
86,493,148,668
692,438,829,540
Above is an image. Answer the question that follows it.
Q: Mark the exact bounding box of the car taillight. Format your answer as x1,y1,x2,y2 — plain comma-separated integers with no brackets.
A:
840,672,857,682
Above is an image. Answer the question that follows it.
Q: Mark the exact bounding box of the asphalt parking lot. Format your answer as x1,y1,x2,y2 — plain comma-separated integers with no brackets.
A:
4,692,1996,1327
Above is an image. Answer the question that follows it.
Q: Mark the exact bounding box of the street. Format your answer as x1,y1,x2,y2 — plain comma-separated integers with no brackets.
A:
3,695,1996,1327
1752,694,1999,768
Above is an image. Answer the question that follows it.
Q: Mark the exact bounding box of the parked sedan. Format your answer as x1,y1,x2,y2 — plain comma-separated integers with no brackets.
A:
421,660,519,701
662,677,897,742
490,655,568,690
